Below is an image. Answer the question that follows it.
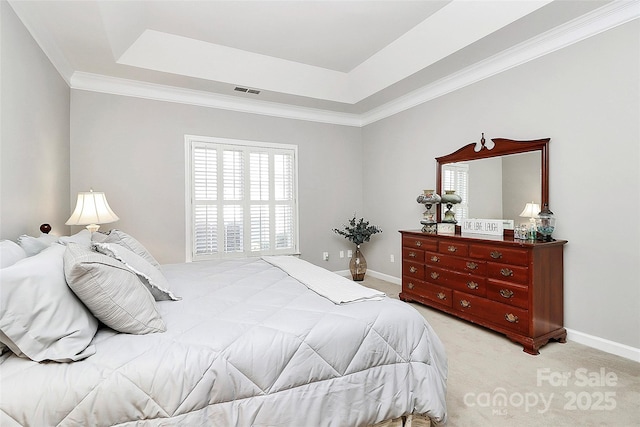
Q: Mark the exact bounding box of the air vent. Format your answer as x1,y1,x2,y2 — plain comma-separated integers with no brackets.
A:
234,86,260,95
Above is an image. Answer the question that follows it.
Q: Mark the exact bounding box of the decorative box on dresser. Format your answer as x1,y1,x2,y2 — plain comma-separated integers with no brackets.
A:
400,230,567,355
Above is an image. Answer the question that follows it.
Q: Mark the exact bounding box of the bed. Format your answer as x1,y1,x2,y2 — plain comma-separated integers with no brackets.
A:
0,227,447,426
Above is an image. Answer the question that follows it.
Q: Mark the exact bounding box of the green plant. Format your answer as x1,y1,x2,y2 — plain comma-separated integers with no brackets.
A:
333,215,382,246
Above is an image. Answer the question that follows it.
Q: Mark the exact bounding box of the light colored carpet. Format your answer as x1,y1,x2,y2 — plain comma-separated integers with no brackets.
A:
361,277,639,427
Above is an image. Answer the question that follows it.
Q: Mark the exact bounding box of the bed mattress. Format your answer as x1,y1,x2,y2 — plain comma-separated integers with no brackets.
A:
0,257,447,426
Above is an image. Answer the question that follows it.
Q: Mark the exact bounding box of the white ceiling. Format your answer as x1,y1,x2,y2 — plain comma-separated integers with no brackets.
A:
9,0,635,124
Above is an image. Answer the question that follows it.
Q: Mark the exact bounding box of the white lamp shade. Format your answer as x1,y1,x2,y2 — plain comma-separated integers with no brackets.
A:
519,202,541,218
66,191,119,227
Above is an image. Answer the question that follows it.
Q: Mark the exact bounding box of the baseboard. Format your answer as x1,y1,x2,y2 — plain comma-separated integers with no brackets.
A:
566,328,640,363
334,269,401,285
365,270,402,285
335,270,639,363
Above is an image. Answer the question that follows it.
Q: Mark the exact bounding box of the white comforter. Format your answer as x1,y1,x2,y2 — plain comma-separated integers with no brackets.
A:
0,258,447,426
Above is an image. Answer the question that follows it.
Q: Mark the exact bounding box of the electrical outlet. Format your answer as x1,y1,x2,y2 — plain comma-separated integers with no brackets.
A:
323,252,329,261
390,254,395,263
347,250,353,258
340,251,344,258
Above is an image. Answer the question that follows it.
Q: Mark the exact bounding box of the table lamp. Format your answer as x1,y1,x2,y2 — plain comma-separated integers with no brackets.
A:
66,189,119,232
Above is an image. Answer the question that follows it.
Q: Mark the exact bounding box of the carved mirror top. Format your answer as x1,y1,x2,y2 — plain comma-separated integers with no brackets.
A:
435,136,550,225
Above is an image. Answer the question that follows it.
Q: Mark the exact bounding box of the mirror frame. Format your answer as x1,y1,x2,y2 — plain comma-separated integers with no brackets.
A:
435,137,550,227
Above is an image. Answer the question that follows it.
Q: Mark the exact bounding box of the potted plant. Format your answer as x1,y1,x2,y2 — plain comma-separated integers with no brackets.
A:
333,215,382,281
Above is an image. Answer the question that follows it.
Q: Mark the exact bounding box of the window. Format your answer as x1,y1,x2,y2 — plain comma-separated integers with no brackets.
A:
441,162,469,223
185,135,298,261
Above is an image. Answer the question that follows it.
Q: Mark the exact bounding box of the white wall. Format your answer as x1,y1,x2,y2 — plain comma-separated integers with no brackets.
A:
362,20,640,350
0,1,70,239
70,91,363,267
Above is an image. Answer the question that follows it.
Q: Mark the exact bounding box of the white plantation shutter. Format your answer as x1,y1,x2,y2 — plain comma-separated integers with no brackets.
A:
442,163,469,222
186,136,298,261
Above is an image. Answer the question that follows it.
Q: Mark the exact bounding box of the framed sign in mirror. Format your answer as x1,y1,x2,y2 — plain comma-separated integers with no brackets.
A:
435,136,550,234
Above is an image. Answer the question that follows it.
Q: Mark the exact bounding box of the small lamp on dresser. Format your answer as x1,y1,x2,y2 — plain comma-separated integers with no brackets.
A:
417,190,440,233
519,202,540,240
66,189,119,232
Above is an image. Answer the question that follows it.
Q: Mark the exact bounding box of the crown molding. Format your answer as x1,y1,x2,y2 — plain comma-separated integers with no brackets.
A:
70,72,363,127
20,0,638,127
361,0,640,126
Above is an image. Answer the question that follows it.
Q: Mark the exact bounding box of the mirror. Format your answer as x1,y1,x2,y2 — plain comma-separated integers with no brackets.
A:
436,137,550,231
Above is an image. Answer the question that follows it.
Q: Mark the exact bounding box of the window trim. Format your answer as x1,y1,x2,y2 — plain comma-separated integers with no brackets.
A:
184,135,299,262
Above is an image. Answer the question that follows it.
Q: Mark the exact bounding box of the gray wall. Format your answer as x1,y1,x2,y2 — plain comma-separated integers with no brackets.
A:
70,91,363,267
363,20,640,349
1,1,70,239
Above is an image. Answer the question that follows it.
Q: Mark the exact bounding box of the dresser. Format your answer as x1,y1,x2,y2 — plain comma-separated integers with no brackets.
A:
400,230,567,355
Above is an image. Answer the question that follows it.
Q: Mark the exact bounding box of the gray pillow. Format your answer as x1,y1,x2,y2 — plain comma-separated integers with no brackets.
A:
93,242,180,301
0,244,97,362
92,229,160,268
64,244,166,335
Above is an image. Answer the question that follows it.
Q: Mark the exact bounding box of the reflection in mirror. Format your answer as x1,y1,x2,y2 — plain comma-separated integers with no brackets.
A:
440,151,541,228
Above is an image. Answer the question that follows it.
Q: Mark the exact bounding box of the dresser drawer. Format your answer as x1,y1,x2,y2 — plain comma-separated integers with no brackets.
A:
402,247,424,263
438,241,469,257
403,277,452,308
487,263,529,285
403,235,437,251
403,261,425,279
426,251,486,275
453,292,529,335
487,281,529,309
470,244,529,266
426,266,486,296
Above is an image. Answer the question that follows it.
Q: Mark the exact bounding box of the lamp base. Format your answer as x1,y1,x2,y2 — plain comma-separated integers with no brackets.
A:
85,224,100,233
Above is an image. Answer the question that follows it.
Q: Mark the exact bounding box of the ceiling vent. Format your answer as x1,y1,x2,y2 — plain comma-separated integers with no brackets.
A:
234,86,261,95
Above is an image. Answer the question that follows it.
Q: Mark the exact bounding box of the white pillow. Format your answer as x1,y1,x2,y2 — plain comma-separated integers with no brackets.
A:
64,244,166,335
17,233,59,256
0,244,98,362
92,229,160,268
0,240,27,268
58,229,92,249
93,242,180,301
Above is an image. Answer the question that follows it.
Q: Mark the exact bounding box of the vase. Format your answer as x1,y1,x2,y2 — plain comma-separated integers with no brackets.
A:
350,245,367,281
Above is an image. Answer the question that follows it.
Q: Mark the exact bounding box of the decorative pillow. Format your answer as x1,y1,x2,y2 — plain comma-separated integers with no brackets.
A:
93,242,180,301
0,240,27,268
17,233,59,256
92,229,160,268
0,244,98,362
58,229,92,249
63,244,166,335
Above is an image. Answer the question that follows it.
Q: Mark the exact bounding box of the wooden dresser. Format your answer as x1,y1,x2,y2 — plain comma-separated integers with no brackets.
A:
400,230,567,355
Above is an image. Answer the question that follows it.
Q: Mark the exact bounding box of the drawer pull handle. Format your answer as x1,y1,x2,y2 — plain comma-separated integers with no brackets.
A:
460,299,471,308
500,268,514,277
409,266,418,273
505,313,519,323
415,241,422,247
437,292,447,300
466,261,478,270
430,272,440,280
430,255,440,262
447,245,457,252
407,282,415,290
499,289,514,299
408,251,417,258
490,251,503,259
467,281,479,290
